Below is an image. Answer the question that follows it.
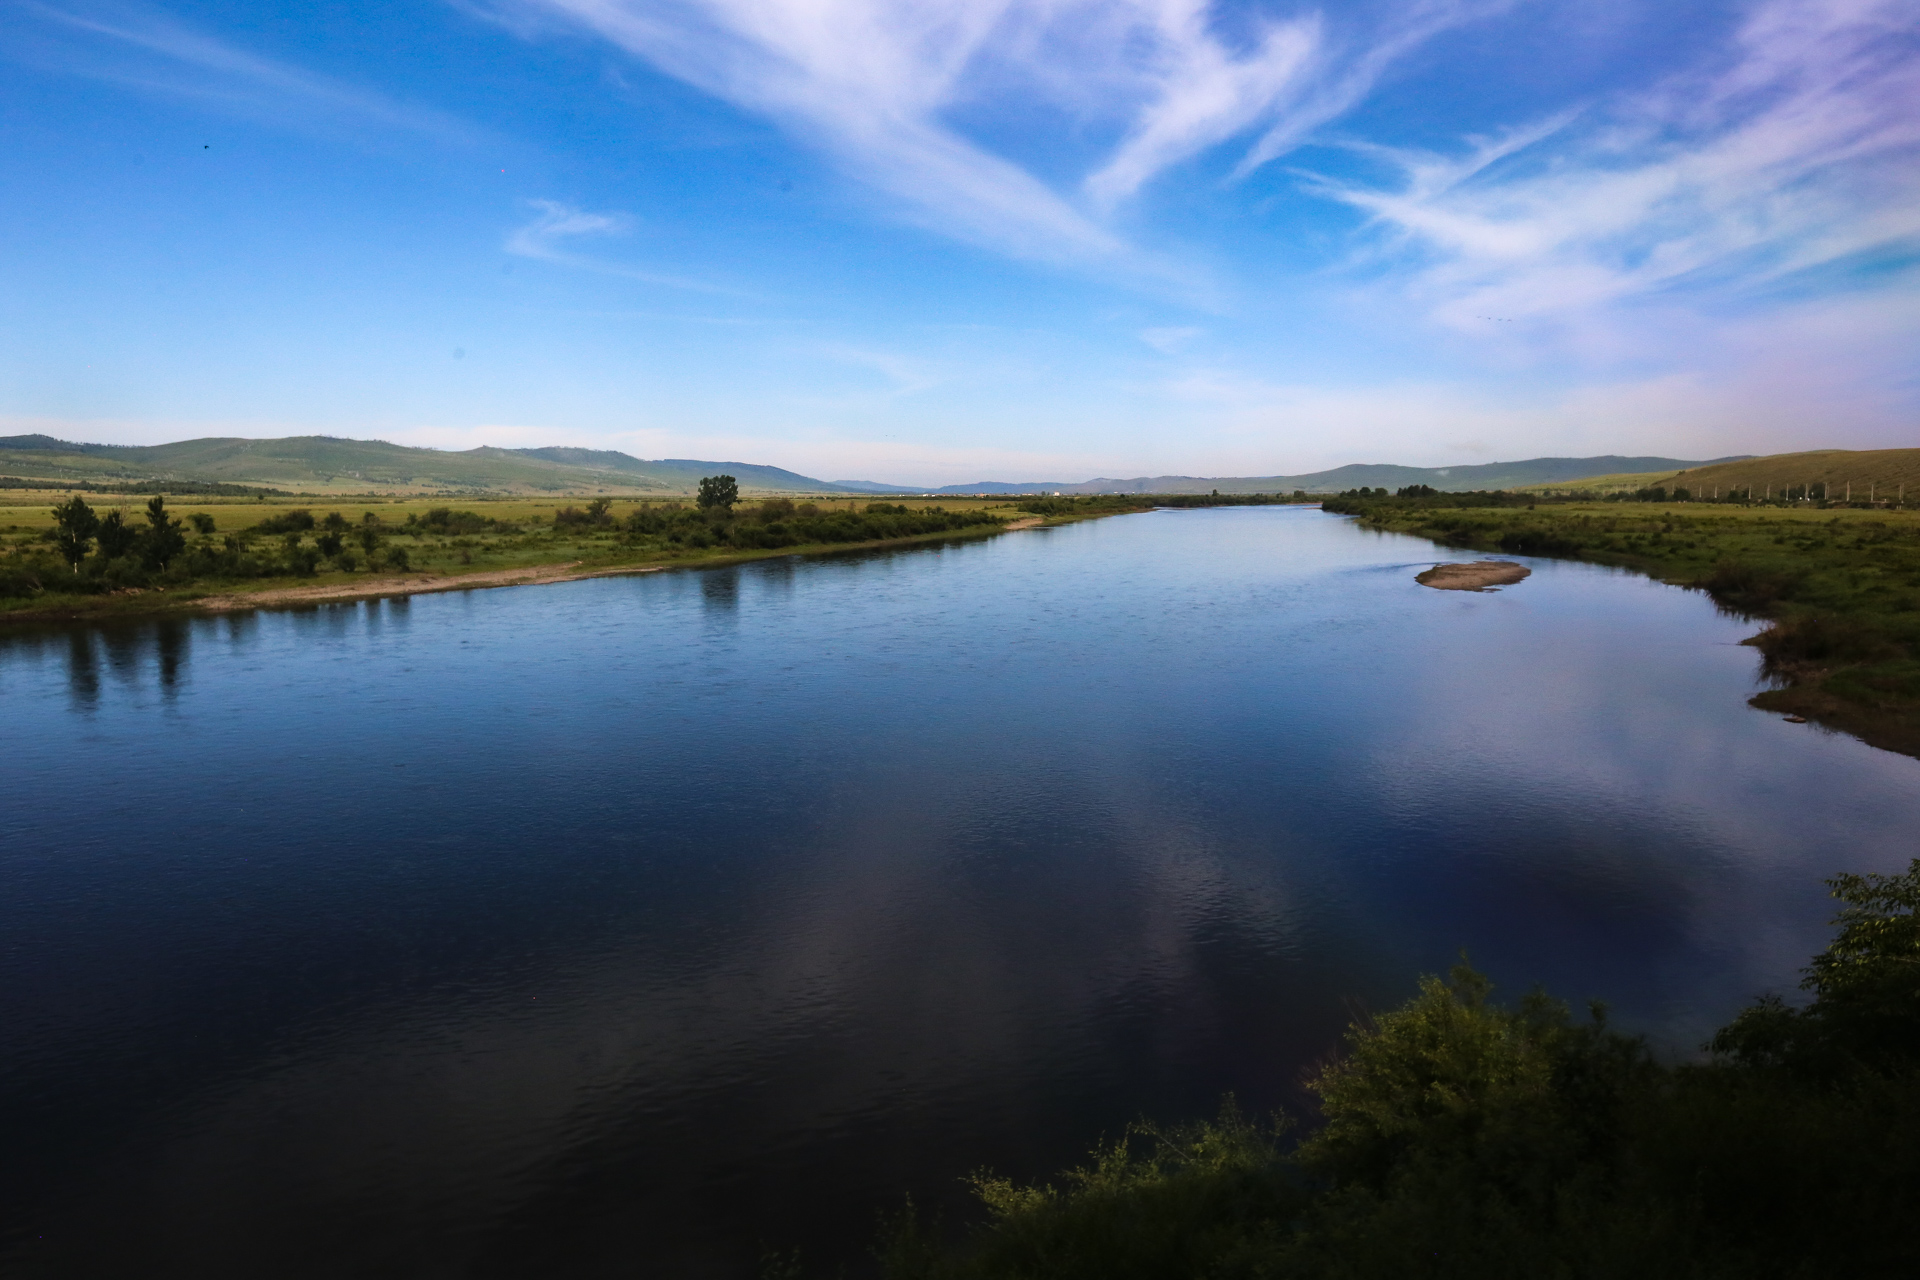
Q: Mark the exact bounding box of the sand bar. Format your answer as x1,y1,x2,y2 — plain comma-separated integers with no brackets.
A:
1416,561,1531,592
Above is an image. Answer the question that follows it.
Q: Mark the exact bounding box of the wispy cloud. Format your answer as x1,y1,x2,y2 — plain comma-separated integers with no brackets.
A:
504,199,741,293
1231,0,1515,179
810,343,948,396
1309,0,1920,327
498,0,1493,270
1140,325,1203,353
1081,3,1322,208
12,1,470,140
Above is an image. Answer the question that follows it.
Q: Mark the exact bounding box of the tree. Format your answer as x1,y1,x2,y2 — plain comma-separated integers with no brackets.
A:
188,512,216,535
697,474,739,511
50,495,99,568
96,508,139,560
141,495,187,569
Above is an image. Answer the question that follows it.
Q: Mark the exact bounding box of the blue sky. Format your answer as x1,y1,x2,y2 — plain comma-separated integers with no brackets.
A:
2,0,1914,484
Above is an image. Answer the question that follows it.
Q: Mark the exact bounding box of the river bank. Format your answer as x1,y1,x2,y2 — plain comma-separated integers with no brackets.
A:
0,505,1044,624
1326,494,1920,758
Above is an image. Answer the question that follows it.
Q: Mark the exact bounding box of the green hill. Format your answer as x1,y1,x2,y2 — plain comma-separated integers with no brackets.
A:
1533,449,1920,499
503,448,849,493
0,434,858,495
1667,449,1920,501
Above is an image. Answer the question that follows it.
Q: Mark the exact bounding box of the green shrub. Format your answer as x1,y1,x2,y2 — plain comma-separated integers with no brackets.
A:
252,509,315,534
0,566,40,598
879,864,1920,1280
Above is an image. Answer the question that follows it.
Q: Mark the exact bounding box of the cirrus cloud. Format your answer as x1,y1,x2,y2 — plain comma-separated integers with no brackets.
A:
496,0,1502,270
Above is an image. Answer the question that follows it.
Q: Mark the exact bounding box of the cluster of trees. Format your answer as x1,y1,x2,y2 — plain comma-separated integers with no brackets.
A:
407,507,497,534
553,498,616,529
877,861,1920,1279
0,497,413,600
1329,485,1891,507
618,489,1005,552
1326,489,1549,511
0,477,278,495
1337,486,1432,499
1012,493,1310,516
49,494,186,568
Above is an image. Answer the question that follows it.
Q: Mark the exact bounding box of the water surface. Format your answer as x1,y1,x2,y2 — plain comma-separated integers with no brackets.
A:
4,507,1914,1277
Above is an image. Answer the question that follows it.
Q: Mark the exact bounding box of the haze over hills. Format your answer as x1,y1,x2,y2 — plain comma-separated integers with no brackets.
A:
1,434,1753,497
839,455,1752,495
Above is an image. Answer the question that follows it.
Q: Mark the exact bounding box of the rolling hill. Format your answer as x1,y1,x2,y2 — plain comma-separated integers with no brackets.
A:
0,434,862,495
1661,449,1920,500
0,434,1770,498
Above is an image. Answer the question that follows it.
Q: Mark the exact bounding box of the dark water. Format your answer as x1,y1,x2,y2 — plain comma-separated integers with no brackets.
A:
3,507,1915,1277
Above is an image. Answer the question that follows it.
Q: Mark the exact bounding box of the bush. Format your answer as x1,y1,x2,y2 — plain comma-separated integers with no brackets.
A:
1749,614,1898,673
883,863,1920,1280
882,1103,1298,1280
412,508,494,534
252,509,315,535
0,566,41,599
100,557,148,590
554,499,615,529
1695,558,1800,610
1496,527,1581,557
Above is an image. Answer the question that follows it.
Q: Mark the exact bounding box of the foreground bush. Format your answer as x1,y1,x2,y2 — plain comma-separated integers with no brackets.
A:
877,862,1920,1280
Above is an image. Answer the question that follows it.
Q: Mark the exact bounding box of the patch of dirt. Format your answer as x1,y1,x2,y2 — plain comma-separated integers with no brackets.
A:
1416,561,1532,592
198,561,664,611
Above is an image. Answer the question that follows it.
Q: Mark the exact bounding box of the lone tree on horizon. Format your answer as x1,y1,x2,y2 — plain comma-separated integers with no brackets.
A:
697,474,738,511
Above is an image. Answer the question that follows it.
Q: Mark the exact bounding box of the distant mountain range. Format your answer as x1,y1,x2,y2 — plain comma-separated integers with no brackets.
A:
839,455,1754,495
0,433,1747,497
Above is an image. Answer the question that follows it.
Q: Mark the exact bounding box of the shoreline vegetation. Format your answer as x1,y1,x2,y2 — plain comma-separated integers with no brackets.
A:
1321,487,1920,760
862,860,1920,1280
0,486,1311,624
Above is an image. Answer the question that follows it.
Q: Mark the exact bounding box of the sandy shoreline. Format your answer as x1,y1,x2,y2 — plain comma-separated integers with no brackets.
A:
1416,560,1531,591
194,561,668,611
108,516,1055,619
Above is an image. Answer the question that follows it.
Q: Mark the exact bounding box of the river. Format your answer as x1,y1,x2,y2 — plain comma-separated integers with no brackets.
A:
3,505,1914,1277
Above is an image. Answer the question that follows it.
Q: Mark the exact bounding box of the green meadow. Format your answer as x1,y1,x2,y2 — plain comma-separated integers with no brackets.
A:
0,490,1026,620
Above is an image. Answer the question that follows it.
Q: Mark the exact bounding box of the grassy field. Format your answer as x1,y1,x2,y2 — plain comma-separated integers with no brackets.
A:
1324,494,1920,757
0,492,1029,622
0,491,1008,532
